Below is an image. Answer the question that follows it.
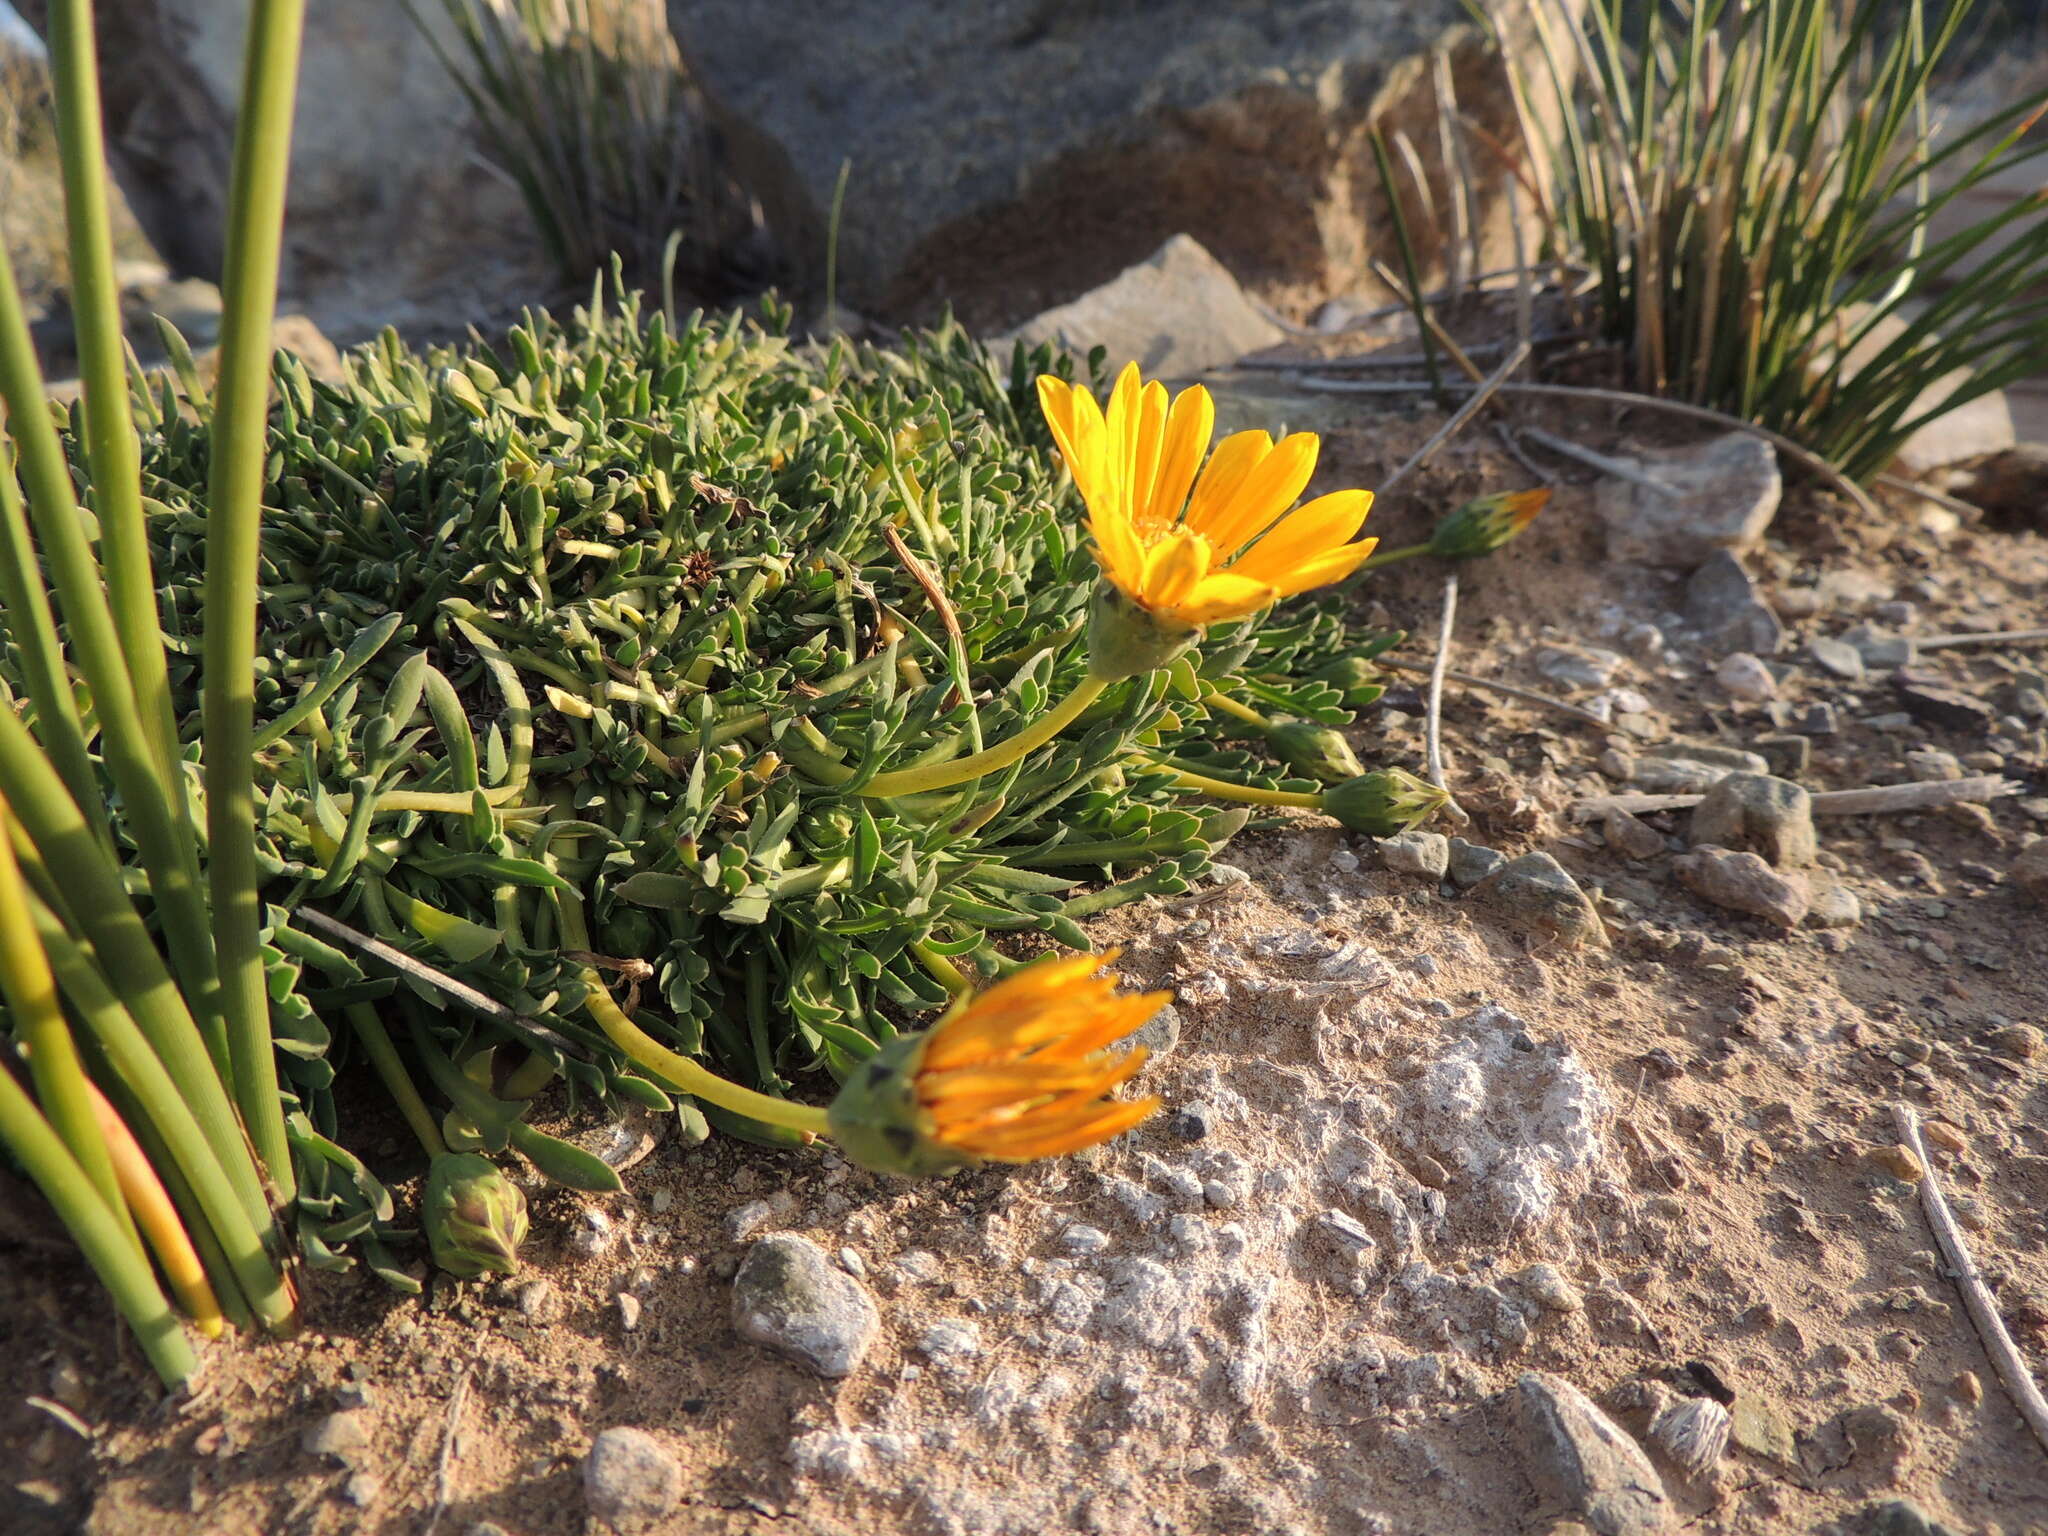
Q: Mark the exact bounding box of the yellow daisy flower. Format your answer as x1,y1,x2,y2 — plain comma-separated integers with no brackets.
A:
1037,363,1378,630
828,952,1165,1175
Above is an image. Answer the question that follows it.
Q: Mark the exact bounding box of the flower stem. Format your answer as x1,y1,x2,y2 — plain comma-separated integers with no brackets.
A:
1355,542,1431,572
347,1006,448,1159
861,676,1108,798
577,969,831,1139
1200,690,1274,730
911,940,972,997
1151,761,1323,809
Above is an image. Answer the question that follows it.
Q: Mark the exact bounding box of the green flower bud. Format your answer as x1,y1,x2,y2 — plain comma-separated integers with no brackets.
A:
1320,768,1451,837
1309,655,1386,708
423,1153,529,1278
1265,720,1365,783
1427,488,1551,560
1084,582,1198,682
825,1032,970,1179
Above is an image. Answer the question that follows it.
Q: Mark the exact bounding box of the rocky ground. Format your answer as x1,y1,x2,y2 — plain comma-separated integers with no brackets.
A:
3,372,2046,1536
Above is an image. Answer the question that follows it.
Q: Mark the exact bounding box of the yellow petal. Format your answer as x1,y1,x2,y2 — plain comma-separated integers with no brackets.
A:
1105,363,1144,529
1182,429,1273,543
1127,380,1173,534
1165,571,1279,627
1261,536,1380,598
1036,375,1108,512
1142,383,1214,533
1226,490,1375,585
1194,431,1320,557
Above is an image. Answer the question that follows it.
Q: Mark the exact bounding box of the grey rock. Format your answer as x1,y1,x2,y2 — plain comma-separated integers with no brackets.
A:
1809,635,1867,680
1805,883,1863,929
1904,748,1964,782
1470,854,1604,947
1690,773,1816,868
671,0,1513,314
1630,743,1770,795
1514,1264,1585,1314
733,1234,881,1378
1380,829,1450,879
1988,1023,2041,1060
1751,734,1811,779
1894,678,1993,732
1132,1001,1182,1058
1315,1209,1378,1256
1714,652,1778,702
1602,809,1668,861
1595,433,1782,568
1007,235,1283,377
1866,1500,1961,1536
1449,838,1508,889
584,1427,683,1531
1168,1102,1215,1140
93,1,537,336
1535,645,1626,690
725,1198,776,1241
1844,625,1919,669
1674,848,1811,928
1790,702,1841,738
1685,552,1784,655
343,1472,381,1508
302,1410,370,1465
1516,1371,1672,1535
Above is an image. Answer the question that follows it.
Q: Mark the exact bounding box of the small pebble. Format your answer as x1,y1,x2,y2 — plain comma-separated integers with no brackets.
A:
1062,1224,1111,1255
1951,1371,1982,1406
725,1199,776,1241
617,1293,643,1331
1715,652,1777,702
1865,1144,1925,1182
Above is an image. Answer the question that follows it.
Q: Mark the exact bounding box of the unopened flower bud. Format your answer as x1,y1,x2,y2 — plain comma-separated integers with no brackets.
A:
423,1153,529,1278
1266,720,1365,783
1427,488,1551,560
1310,655,1388,707
1320,768,1451,837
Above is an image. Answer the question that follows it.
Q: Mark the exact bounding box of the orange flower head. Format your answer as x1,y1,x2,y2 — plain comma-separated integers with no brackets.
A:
1037,364,1378,663
828,952,1165,1176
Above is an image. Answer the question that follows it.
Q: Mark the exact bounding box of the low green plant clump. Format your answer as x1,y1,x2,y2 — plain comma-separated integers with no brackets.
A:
38,285,1412,1264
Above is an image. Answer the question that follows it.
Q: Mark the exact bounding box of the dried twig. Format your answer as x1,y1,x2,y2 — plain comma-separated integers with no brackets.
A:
1515,423,1682,496
1376,655,1612,728
1493,424,1557,486
1874,473,1985,519
1893,1104,2048,1462
1424,575,1462,830
1378,340,1534,497
294,907,591,1061
1914,628,2048,651
421,1364,476,1536
1570,775,2019,820
1294,376,1884,522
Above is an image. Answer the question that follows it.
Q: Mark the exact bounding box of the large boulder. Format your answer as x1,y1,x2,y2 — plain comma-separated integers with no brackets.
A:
669,0,1565,323
69,0,540,336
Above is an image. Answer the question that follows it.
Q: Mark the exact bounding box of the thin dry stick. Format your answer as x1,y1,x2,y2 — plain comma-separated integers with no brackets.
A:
1516,423,1682,495
1377,654,1611,728
294,907,591,1061
421,1363,477,1536
1425,572,1458,796
1570,775,2019,819
1294,377,1884,522
1893,1103,2048,1462
1875,473,1986,519
1914,628,2048,651
1494,424,1558,486
1378,340,1534,497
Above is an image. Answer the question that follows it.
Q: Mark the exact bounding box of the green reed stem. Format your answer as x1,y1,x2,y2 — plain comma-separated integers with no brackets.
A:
20,876,295,1334
0,800,138,1259
45,0,188,804
0,1062,196,1386
205,0,310,1203
0,245,226,1070
0,437,103,846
